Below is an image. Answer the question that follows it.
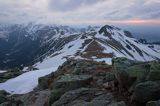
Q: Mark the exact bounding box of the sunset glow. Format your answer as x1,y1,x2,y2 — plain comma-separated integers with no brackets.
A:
61,19,160,26
111,19,160,25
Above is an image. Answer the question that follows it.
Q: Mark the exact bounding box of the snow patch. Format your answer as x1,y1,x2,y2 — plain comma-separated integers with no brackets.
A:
0,70,6,73
0,67,57,94
95,58,112,65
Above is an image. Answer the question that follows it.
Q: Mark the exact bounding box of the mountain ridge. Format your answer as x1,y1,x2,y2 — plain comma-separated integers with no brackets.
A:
0,24,160,69
34,24,160,69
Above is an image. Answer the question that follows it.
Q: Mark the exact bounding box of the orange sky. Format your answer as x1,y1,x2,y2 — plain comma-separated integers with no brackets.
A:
60,19,160,26
111,19,160,25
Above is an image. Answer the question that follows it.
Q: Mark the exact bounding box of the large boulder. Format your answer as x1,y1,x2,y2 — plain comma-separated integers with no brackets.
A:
49,89,65,105
9,90,50,106
38,72,54,89
133,81,160,103
113,58,150,89
75,93,114,106
126,63,150,83
51,87,125,106
51,88,103,106
112,58,137,85
147,61,160,81
54,74,92,91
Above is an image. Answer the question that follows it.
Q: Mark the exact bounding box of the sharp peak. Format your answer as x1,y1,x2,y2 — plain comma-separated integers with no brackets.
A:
101,24,121,30
98,24,134,38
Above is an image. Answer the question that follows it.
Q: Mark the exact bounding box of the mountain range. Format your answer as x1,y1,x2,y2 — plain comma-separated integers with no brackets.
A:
0,24,160,106
0,24,160,70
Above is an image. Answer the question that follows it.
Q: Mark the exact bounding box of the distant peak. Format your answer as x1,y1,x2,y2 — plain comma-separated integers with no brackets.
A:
98,25,116,38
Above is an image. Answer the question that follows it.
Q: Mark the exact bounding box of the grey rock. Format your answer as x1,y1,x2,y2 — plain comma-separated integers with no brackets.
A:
133,81,160,103
52,88,100,106
54,74,92,91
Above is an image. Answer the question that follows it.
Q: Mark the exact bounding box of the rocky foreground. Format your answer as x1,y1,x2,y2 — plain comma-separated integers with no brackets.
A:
0,58,160,106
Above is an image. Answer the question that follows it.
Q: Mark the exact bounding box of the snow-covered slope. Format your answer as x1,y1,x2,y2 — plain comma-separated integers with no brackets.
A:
0,70,6,73
147,44,160,53
0,67,57,94
35,25,160,69
153,44,160,52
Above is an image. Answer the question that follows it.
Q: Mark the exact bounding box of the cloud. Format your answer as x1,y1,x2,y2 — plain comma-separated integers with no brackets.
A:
0,12,9,16
0,0,159,25
127,0,160,19
48,0,103,12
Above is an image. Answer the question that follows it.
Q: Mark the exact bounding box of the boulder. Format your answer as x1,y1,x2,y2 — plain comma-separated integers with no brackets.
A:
113,58,150,89
49,89,65,105
54,74,92,91
147,61,160,81
113,58,137,89
133,81,160,103
51,88,102,106
38,72,54,89
51,88,115,106
11,89,50,106
127,64,150,82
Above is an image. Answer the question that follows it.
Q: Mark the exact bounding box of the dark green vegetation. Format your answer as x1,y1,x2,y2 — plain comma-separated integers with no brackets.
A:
0,68,23,83
1,58,160,106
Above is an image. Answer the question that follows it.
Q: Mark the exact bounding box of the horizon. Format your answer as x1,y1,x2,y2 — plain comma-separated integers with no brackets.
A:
0,22,160,43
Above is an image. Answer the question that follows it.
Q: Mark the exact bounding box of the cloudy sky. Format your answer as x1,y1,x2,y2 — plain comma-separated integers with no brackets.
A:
0,0,160,25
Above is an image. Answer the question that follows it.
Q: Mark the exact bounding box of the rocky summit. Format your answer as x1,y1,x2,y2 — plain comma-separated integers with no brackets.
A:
0,57,160,106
